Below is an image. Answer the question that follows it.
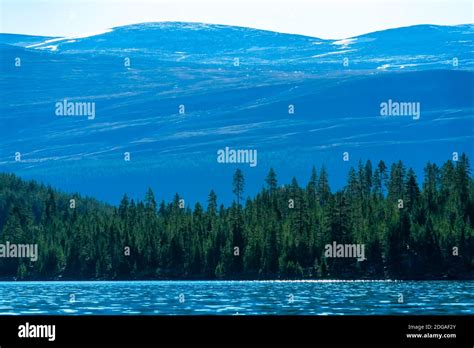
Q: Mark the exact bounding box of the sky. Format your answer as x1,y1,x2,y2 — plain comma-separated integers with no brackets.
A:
0,0,473,39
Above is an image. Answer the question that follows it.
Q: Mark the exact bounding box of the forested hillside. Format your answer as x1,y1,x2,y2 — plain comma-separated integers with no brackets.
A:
0,155,473,280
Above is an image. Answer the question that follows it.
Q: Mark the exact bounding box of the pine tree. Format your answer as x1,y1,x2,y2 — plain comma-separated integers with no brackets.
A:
318,166,331,206
232,169,245,206
265,168,278,194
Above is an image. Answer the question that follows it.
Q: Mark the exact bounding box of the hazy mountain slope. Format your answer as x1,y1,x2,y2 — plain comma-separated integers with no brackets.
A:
0,23,472,204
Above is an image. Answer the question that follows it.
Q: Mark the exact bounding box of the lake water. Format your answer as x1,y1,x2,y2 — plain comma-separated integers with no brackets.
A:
0,280,472,315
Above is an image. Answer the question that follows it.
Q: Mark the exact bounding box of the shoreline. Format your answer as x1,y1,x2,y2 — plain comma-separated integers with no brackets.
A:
0,278,472,282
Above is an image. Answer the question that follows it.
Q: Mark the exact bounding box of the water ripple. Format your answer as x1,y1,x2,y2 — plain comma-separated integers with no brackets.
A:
0,280,472,315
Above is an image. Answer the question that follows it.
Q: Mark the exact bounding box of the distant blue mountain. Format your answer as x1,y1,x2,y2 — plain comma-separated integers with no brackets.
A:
0,33,59,47
0,22,473,204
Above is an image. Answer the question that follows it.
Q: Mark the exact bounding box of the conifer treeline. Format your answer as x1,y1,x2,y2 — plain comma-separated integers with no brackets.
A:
0,155,473,280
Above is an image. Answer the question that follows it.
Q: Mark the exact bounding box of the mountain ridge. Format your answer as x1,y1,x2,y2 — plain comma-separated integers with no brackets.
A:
1,22,473,46
0,21,472,204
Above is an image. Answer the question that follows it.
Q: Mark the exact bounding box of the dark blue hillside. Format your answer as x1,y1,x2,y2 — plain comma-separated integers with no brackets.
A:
0,33,59,47
0,23,472,204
